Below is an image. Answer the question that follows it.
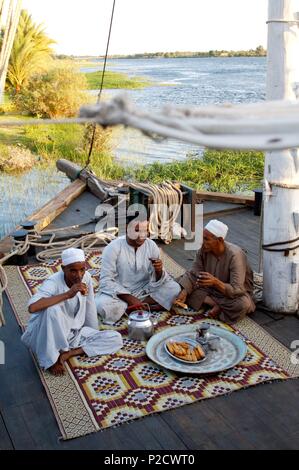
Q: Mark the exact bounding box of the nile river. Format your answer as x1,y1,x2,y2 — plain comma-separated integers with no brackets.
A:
0,57,266,238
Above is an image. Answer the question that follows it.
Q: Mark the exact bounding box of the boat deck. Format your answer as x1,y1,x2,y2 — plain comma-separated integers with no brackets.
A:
1,191,299,450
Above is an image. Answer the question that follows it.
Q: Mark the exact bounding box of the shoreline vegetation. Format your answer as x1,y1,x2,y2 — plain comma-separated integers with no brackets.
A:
0,116,264,193
0,53,264,193
84,70,151,90
1,35,265,193
71,45,267,60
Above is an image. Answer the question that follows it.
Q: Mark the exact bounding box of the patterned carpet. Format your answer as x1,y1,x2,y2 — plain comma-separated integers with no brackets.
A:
4,251,299,440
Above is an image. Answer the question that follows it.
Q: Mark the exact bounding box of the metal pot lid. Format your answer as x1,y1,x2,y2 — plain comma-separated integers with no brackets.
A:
129,310,150,321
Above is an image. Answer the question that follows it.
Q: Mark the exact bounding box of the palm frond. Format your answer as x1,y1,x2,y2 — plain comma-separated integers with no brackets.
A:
6,9,55,92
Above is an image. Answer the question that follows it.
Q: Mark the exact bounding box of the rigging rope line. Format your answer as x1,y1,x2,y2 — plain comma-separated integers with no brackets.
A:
85,0,116,170
79,95,299,151
3,95,299,151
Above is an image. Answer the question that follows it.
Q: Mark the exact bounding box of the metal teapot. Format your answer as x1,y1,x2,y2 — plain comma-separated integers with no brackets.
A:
128,307,158,341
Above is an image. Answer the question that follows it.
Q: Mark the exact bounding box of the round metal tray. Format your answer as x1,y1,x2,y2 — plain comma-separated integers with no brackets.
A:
146,323,247,375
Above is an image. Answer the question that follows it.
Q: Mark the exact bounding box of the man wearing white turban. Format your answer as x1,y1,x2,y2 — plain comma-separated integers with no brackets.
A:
21,248,123,376
95,216,181,324
176,220,255,324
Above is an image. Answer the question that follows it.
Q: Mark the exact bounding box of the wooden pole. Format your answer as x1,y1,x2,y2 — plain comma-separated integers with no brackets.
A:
0,0,22,103
264,0,299,312
0,0,5,25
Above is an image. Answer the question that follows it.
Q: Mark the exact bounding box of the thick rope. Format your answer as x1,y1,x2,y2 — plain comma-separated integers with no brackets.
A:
130,181,183,244
4,96,299,150
79,95,299,151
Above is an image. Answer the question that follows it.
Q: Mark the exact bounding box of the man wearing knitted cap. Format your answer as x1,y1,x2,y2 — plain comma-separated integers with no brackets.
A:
21,248,123,376
176,219,255,324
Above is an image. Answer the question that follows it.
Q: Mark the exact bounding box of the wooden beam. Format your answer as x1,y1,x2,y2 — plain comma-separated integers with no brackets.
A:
196,190,254,206
25,179,87,231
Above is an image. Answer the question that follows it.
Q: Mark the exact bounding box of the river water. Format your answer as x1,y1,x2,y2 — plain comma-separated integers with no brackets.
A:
0,57,266,238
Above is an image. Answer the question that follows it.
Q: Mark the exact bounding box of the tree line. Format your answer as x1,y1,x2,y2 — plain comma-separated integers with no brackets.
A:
105,46,267,59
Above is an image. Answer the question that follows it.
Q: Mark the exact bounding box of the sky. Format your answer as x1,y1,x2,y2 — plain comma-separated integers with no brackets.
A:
20,0,270,56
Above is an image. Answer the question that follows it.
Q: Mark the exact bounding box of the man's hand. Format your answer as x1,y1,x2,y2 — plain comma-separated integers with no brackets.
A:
150,258,163,275
126,295,143,307
175,288,187,305
118,294,144,309
196,272,217,288
29,285,88,314
67,283,88,299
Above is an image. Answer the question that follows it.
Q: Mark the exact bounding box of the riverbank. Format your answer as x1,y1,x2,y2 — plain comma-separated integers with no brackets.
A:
77,46,267,60
0,145,263,240
0,112,264,193
65,58,152,89
0,56,266,237
85,70,151,89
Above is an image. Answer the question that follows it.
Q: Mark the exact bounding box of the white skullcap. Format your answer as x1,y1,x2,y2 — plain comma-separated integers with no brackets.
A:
61,248,85,266
205,220,228,239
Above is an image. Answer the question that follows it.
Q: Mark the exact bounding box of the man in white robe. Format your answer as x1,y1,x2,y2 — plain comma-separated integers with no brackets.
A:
95,217,181,324
21,248,123,376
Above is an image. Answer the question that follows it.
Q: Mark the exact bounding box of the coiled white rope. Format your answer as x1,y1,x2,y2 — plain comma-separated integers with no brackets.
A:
130,181,183,244
34,228,118,261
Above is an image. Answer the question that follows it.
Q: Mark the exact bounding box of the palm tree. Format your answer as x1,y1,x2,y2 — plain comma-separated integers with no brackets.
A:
7,9,55,93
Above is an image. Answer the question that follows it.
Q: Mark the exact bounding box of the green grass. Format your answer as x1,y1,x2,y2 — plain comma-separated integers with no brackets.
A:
85,70,152,90
0,116,127,179
0,113,264,192
132,150,264,193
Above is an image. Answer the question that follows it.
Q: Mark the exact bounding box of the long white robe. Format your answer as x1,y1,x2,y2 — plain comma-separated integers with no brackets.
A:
95,236,181,324
21,270,123,370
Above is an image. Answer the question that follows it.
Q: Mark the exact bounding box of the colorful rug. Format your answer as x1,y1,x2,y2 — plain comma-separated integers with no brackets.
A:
4,251,299,440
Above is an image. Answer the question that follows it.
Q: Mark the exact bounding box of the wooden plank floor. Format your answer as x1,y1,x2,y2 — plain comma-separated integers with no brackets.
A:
1,191,299,449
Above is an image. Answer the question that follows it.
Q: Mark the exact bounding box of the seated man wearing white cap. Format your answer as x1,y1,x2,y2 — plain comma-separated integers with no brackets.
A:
176,219,255,324
21,248,123,376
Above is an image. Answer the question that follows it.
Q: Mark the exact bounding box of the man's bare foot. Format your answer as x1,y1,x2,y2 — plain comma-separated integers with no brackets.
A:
206,305,221,319
49,348,84,376
49,360,65,376
60,348,84,364
59,351,73,363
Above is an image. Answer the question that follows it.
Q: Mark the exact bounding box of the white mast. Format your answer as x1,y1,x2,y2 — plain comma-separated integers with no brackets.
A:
0,0,22,103
264,0,299,312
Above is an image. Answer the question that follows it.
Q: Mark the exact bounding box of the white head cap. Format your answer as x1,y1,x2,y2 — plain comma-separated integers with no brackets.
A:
205,220,228,240
61,248,85,267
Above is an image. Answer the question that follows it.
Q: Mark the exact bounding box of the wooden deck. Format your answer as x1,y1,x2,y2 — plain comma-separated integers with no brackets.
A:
1,191,299,450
